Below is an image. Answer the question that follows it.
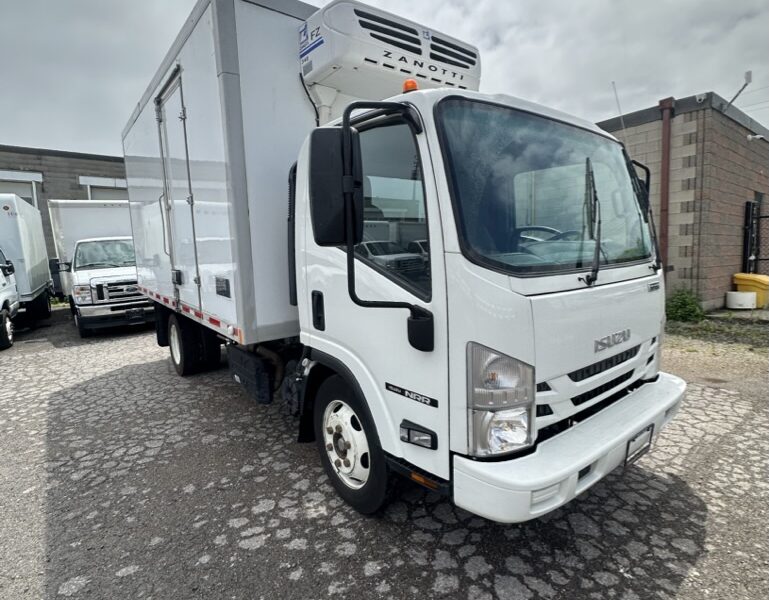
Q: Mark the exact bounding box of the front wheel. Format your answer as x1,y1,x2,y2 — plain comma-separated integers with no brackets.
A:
74,313,92,338
313,375,390,515
0,309,14,349
28,291,52,320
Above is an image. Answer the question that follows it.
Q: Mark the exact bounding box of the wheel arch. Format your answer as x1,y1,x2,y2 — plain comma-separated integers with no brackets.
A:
299,349,375,445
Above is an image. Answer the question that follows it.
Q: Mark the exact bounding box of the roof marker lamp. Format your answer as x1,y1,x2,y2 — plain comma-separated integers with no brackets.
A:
467,342,535,457
403,79,418,93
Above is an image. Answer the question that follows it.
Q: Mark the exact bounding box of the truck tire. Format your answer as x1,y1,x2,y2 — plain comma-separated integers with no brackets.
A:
168,314,200,376
28,291,52,320
313,375,390,515
74,313,92,338
0,309,14,349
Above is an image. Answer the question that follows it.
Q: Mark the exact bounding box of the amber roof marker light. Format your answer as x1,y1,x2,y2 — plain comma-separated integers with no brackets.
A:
402,79,418,93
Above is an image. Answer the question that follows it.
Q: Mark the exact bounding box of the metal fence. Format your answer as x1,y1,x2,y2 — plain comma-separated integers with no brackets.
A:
743,194,769,276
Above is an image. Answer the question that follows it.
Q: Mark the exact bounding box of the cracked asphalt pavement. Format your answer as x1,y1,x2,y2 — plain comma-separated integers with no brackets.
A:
1,312,767,599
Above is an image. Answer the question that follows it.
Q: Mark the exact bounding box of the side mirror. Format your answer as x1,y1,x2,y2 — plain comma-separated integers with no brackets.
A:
309,127,363,247
407,307,434,352
1,261,14,276
56,261,72,273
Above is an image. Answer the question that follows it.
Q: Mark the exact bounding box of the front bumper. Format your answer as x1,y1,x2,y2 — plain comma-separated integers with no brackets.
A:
77,301,154,328
453,372,686,523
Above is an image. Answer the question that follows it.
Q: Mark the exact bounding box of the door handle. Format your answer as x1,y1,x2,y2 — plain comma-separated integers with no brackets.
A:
158,193,171,257
311,291,325,331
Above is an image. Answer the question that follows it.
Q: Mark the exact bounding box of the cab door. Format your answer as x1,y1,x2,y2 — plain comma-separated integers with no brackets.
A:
302,116,451,480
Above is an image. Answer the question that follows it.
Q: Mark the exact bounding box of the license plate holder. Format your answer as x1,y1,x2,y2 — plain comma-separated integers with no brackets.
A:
624,423,654,466
126,308,144,320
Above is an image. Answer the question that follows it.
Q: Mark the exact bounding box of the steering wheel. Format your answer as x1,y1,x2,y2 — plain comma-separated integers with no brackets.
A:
514,226,560,238
548,230,582,241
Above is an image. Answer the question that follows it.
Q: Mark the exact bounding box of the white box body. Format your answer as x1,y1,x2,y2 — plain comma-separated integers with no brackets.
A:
122,0,479,345
0,194,51,302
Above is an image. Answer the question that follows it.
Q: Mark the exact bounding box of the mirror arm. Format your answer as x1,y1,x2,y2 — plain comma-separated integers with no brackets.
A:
341,101,433,352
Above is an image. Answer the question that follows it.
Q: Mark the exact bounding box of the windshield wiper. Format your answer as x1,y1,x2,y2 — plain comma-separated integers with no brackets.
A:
76,262,122,269
579,157,601,287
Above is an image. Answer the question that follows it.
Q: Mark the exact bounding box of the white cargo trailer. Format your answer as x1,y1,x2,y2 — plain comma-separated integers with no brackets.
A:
124,0,685,522
48,199,153,336
0,194,52,322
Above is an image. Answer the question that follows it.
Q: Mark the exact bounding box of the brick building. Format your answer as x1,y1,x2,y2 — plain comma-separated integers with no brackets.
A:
0,145,127,257
598,92,769,310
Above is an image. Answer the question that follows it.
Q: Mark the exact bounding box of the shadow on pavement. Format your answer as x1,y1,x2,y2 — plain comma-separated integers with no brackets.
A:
42,352,707,599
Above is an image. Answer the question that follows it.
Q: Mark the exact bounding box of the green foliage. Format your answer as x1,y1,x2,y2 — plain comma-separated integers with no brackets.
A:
666,287,704,322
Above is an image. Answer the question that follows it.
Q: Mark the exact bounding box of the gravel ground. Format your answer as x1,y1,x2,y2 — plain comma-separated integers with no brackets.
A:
0,313,767,599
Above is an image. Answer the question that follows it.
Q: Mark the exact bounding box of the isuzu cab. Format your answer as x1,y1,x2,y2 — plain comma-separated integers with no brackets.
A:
123,0,685,522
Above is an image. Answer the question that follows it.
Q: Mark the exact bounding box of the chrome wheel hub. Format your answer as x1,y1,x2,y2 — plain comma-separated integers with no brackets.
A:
322,399,370,490
169,323,181,365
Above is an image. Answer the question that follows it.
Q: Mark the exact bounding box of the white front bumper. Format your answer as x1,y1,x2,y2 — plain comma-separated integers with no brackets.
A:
453,372,686,523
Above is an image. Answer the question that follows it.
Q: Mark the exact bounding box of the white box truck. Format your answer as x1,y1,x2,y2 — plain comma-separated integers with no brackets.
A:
123,0,686,523
0,194,53,338
48,199,153,337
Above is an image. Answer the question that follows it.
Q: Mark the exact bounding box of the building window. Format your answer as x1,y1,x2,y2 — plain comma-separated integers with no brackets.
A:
683,132,697,145
682,177,697,191
78,176,128,201
683,155,697,168
0,169,42,207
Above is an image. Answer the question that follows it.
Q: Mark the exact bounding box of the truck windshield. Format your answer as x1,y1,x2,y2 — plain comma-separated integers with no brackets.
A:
74,240,136,271
435,97,652,275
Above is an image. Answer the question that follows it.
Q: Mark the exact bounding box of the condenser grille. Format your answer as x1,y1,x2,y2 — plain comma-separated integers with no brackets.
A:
355,9,423,55
430,35,476,68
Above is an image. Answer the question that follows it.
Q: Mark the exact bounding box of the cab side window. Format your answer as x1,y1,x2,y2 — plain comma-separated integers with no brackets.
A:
356,121,431,299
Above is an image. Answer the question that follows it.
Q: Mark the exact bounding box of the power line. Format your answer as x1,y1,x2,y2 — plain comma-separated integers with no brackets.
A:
738,99,769,110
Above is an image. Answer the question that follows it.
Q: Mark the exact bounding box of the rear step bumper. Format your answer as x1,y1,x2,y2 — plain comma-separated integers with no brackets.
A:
452,372,686,523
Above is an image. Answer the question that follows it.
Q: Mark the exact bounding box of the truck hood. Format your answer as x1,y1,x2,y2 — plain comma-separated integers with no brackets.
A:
529,275,663,381
72,266,139,286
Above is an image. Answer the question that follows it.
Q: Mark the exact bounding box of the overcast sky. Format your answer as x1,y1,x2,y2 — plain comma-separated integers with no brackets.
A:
1,0,767,156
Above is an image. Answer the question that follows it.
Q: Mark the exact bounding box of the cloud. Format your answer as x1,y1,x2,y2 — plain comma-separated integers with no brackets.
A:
0,0,767,156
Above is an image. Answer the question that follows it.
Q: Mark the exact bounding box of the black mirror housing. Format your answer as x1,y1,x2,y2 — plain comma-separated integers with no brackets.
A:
57,261,72,273
309,127,363,247
2,262,14,276
407,307,434,352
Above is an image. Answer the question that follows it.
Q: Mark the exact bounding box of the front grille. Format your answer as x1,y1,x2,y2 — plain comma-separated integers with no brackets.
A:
571,370,634,406
395,259,422,271
568,345,640,382
94,279,144,304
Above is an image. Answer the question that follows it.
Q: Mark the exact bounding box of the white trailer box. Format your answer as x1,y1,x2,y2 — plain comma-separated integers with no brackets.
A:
122,0,479,345
0,194,52,312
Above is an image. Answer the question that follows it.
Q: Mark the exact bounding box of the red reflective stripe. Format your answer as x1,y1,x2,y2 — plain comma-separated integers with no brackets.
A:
181,305,191,313
194,311,203,318
208,317,221,327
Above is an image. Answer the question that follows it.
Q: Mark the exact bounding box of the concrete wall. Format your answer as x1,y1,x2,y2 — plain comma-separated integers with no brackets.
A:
0,145,126,257
698,111,769,309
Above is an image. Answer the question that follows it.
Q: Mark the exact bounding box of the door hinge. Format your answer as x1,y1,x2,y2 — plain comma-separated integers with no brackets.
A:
179,107,187,121
186,194,194,206
193,276,201,286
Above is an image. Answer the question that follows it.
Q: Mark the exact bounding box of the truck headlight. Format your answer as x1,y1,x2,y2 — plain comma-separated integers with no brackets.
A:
73,285,93,305
467,342,535,457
